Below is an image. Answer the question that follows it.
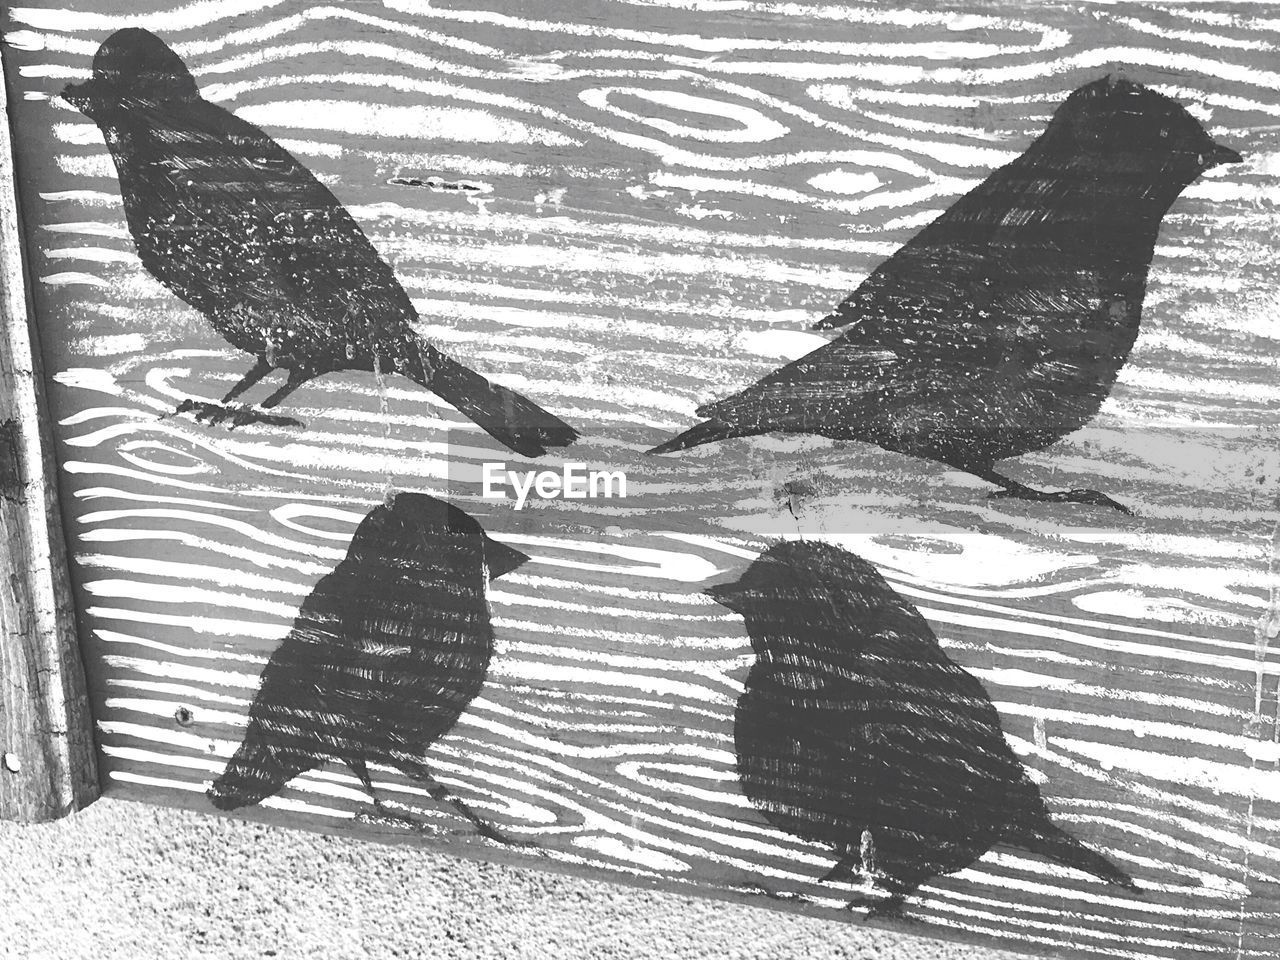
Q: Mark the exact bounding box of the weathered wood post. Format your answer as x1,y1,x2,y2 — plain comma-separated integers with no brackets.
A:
0,53,99,820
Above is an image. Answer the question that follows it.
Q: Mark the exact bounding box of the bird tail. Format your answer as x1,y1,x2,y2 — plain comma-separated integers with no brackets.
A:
1010,818,1138,891
405,340,577,458
648,417,744,455
207,729,314,812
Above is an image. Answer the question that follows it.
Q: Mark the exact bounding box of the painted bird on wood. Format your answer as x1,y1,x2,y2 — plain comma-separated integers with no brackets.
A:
652,77,1242,514
62,28,578,458
208,492,529,842
707,540,1137,917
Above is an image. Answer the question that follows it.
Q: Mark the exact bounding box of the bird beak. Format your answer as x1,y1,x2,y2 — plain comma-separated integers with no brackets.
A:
60,80,92,111
704,582,742,612
486,537,530,580
1206,142,1243,168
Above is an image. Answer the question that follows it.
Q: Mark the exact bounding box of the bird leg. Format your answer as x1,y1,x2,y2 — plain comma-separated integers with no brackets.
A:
221,356,273,404
348,759,437,832
737,885,803,906
258,366,316,410
847,892,907,921
819,856,861,885
171,360,310,429
822,856,902,917
840,871,916,921
822,833,914,920
821,829,875,886
859,827,877,876
392,754,529,847
966,466,1133,516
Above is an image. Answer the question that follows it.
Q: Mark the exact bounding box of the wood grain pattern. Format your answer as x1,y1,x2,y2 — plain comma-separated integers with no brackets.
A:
2,0,1278,955
0,49,99,821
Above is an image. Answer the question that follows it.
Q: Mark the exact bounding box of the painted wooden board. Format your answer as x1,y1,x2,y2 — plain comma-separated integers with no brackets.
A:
3,0,1279,957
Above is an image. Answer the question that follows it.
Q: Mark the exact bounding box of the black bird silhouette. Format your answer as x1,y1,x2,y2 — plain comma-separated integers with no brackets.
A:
652,78,1242,513
208,492,530,841
62,28,578,457
707,540,1136,916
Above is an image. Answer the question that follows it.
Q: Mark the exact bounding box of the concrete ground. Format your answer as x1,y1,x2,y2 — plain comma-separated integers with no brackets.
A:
0,798,1016,960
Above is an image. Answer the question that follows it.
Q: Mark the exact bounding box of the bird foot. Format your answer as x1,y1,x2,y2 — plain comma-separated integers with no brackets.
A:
353,809,413,830
987,483,1133,516
354,809,422,831
845,893,907,921
734,883,801,902
354,800,445,835
172,398,303,429
466,821,536,848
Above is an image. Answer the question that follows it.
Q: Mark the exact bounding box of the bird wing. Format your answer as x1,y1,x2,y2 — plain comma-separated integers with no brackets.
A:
696,173,1034,428
246,569,353,725
246,565,464,750
698,234,1107,443
135,99,416,355
813,232,986,335
854,616,1040,823
741,660,1024,861
695,327,973,436
748,594,1036,831
812,160,1024,334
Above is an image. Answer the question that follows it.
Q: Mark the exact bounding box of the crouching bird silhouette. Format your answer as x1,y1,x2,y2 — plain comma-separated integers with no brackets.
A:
707,541,1137,917
208,493,530,843
652,77,1242,514
62,28,578,457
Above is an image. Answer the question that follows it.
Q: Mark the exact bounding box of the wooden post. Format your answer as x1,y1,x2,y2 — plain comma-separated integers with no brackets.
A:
0,52,98,820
